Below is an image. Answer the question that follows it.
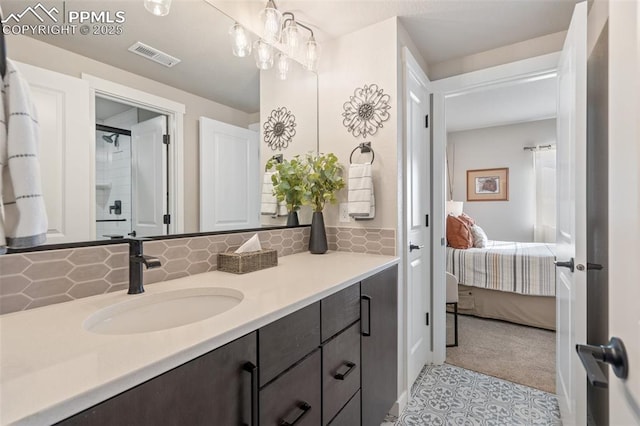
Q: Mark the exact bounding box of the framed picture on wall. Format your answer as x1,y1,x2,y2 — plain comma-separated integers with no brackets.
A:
466,168,509,201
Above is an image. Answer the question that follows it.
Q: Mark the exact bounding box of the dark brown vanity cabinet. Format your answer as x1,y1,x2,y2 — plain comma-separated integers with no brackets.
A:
361,265,398,426
258,302,322,425
58,332,258,426
59,264,398,426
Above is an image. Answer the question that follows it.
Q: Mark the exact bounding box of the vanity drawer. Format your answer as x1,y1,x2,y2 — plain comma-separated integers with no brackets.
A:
260,349,321,426
322,321,361,423
321,283,360,342
259,302,320,386
327,390,361,426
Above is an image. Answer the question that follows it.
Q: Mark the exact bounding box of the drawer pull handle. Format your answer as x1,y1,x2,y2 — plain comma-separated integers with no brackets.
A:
334,361,357,380
361,295,372,336
242,362,258,426
279,401,312,426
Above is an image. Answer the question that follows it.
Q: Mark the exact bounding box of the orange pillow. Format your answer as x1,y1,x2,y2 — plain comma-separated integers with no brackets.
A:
447,215,473,249
459,212,475,227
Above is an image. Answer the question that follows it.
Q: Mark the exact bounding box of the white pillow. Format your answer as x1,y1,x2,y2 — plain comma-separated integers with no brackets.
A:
471,225,488,248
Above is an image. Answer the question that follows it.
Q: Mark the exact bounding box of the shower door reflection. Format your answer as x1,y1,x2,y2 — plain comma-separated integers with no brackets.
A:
94,97,168,240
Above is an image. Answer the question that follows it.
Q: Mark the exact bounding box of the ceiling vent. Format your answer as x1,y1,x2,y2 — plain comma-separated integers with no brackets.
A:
128,42,181,68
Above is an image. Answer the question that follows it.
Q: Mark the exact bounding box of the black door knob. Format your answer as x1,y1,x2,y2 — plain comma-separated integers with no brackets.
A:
555,258,575,272
576,337,629,388
409,243,424,252
128,231,137,237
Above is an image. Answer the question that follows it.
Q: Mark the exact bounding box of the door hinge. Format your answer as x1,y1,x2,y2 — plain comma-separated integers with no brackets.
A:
163,214,171,225
425,214,429,227
425,114,429,128
163,134,170,145
425,312,429,326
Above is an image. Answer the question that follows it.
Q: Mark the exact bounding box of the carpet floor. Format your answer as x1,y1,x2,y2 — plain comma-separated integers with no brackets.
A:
446,313,556,394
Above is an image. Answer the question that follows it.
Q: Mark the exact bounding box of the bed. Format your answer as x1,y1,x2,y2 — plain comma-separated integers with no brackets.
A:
446,241,557,330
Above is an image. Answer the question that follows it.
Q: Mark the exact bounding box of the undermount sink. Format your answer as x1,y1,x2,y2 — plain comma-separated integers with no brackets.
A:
84,287,244,335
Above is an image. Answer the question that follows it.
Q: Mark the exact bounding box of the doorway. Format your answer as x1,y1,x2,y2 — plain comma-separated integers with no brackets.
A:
94,97,169,240
431,53,561,380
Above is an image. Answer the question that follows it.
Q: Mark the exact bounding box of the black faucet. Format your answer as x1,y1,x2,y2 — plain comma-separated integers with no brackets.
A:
129,238,162,294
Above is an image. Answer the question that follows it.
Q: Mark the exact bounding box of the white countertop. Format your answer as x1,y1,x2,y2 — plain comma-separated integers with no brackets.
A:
0,251,398,425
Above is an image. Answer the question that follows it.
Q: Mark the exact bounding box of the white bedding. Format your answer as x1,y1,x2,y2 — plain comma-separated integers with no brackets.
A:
446,241,557,297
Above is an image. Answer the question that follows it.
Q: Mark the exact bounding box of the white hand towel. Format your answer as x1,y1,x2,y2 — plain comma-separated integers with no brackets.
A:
260,171,278,215
348,163,375,219
0,60,48,253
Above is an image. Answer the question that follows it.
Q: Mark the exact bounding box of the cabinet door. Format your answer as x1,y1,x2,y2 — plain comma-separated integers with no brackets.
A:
59,332,258,426
259,302,320,386
322,321,361,423
321,283,360,342
260,349,322,426
361,265,398,426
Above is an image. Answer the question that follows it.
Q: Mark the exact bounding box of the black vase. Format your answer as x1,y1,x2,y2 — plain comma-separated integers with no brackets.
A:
286,211,299,227
309,211,328,254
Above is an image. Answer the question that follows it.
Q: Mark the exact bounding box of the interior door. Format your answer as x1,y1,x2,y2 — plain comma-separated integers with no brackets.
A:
608,0,640,423
555,2,587,425
199,117,260,232
131,116,167,237
16,61,93,243
404,50,431,388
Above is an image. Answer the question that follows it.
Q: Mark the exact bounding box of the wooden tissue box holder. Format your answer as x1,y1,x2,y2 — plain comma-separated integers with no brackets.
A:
217,249,278,274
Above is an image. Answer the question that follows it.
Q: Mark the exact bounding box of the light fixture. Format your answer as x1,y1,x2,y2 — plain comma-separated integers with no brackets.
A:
277,52,290,80
229,23,252,58
254,39,274,70
228,1,320,73
304,35,319,72
259,0,283,44
144,0,171,17
281,18,301,57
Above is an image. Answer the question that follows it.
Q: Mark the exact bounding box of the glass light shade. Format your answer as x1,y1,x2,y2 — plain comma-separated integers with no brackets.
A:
304,36,319,71
446,201,464,217
144,0,171,16
229,23,252,57
259,3,283,43
277,53,289,80
254,40,274,70
282,21,301,57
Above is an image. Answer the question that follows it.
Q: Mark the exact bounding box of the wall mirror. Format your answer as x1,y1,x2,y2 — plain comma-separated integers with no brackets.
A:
3,0,318,250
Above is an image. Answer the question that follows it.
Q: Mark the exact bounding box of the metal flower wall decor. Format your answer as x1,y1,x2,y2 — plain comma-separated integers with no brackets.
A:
264,107,297,151
342,83,391,138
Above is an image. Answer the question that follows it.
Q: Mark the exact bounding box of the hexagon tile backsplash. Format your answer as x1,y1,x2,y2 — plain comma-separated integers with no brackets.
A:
0,226,395,315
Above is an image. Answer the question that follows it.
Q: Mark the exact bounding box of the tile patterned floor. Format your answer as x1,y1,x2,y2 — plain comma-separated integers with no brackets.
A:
384,364,562,426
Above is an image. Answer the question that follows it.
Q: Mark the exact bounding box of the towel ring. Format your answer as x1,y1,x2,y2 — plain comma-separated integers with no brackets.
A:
349,142,375,164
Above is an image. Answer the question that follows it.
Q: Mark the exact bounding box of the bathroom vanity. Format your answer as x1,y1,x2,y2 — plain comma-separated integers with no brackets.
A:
0,252,398,426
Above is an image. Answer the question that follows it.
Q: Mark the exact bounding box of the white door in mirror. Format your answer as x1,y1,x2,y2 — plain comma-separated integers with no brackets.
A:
17,61,93,243
199,117,260,232
132,116,168,237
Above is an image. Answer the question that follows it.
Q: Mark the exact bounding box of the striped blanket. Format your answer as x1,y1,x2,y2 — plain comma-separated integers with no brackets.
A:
446,241,556,297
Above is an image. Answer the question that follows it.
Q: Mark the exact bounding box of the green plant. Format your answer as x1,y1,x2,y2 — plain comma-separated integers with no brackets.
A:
304,152,346,212
267,156,309,212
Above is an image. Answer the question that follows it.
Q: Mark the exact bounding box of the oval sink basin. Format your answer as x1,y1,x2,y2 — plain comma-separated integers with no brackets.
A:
84,287,243,335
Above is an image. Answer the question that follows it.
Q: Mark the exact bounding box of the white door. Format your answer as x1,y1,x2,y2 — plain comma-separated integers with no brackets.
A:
404,49,431,387
131,116,167,237
555,2,587,425
16,61,93,244
199,117,260,232
608,0,640,423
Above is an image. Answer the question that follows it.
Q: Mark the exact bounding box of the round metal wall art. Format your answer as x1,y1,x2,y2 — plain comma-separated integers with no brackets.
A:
342,83,391,138
264,107,297,151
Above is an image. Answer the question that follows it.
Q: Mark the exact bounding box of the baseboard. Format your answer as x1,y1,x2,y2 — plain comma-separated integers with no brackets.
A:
391,390,408,416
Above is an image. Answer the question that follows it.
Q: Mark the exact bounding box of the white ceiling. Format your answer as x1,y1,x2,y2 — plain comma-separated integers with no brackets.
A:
446,75,558,132
4,0,577,115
